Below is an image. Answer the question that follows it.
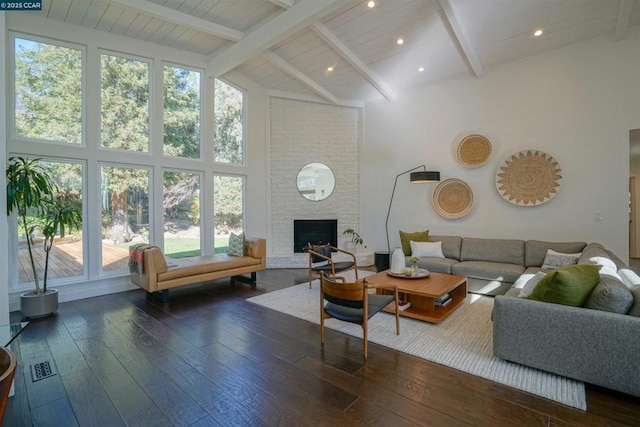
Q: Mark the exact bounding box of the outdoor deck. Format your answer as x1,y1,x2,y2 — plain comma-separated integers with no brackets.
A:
17,240,129,283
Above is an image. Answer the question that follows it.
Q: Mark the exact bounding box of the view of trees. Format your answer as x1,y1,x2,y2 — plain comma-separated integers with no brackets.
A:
14,38,82,144
12,34,246,283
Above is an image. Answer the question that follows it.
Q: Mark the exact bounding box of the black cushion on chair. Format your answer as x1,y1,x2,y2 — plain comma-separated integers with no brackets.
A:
312,261,354,272
310,244,332,263
324,294,396,323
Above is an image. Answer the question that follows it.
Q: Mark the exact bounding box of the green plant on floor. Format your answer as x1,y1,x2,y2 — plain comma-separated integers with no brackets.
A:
343,228,364,246
6,156,82,294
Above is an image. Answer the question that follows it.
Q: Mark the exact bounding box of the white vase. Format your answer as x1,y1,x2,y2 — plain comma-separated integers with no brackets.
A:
390,247,406,274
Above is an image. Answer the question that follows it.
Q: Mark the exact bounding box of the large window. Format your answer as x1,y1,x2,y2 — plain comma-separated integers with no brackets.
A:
101,53,150,152
163,171,201,257
214,175,244,252
17,159,84,284
100,165,150,273
164,66,201,158
10,31,249,290
214,79,244,165
14,37,82,144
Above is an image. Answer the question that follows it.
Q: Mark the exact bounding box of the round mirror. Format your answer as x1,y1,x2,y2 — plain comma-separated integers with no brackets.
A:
296,162,335,201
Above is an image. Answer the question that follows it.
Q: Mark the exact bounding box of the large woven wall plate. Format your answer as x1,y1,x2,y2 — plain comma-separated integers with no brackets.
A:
432,178,474,219
496,150,562,206
456,134,492,168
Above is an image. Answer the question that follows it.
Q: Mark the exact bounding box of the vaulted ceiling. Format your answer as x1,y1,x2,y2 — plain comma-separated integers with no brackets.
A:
29,0,640,105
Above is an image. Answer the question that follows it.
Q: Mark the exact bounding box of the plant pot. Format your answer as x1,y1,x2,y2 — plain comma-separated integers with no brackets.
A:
344,241,357,253
20,289,58,319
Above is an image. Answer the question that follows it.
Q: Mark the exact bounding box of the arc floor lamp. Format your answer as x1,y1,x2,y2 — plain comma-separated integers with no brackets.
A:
385,165,440,254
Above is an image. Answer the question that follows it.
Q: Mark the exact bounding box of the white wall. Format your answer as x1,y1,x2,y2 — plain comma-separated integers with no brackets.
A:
362,31,640,261
269,98,360,259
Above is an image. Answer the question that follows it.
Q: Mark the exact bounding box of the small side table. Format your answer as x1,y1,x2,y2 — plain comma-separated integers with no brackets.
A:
374,251,389,272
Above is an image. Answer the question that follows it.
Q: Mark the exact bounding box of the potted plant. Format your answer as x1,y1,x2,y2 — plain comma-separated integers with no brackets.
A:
343,228,364,253
6,156,81,318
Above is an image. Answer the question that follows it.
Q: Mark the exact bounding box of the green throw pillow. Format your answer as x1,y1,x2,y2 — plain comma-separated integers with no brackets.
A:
399,229,429,256
528,264,601,307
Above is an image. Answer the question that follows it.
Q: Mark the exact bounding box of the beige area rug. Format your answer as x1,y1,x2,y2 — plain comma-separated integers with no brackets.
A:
247,270,587,410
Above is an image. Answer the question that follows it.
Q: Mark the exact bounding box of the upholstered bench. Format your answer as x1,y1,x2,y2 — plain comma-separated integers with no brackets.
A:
130,237,266,301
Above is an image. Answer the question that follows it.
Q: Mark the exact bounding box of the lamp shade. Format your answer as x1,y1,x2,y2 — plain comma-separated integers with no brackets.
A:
410,171,440,183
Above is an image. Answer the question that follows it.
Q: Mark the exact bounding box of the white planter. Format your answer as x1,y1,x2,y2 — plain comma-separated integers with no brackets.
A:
20,289,59,319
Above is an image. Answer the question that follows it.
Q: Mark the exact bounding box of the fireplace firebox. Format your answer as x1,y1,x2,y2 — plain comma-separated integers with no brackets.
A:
293,219,338,253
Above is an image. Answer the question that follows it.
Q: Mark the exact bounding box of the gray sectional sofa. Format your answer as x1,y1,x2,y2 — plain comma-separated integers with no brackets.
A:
411,235,640,398
414,235,590,295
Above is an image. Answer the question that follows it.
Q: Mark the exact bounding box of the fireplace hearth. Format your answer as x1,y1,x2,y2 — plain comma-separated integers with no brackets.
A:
293,219,338,253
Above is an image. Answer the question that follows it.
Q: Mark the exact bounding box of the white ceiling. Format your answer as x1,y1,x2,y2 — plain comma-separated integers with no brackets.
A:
27,0,640,105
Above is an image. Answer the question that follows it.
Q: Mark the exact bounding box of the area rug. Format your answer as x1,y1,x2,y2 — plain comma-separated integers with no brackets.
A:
247,271,587,410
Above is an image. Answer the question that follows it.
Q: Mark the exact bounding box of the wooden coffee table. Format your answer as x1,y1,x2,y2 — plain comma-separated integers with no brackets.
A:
367,270,467,323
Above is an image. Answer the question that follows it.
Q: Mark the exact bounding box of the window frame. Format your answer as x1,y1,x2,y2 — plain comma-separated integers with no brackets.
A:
98,49,153,155
213,78,247,167
10,32,87,148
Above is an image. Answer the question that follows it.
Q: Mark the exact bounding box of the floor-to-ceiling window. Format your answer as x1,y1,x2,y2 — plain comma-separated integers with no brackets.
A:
8,31,247,291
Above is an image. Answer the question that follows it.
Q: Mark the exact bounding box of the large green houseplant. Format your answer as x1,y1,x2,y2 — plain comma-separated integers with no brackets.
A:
6,156,81,318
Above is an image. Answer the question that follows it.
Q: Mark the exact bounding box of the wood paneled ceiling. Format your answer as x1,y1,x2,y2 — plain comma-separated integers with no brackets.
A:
23,0,640,105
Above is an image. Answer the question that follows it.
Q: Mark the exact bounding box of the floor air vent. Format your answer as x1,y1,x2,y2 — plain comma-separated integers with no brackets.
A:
31,360,57,382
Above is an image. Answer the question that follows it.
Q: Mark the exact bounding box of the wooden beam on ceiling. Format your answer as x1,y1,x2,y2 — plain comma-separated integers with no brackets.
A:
439,0,483,78
266,0,297,8
262,50,339,105
615,0,634,41
207,0,350,78
109,0,244,41
311,23,396,102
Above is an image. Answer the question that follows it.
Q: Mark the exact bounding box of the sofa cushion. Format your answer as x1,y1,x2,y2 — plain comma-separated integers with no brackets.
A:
541,249,581,269
158,254,259,281
518,271,547,298
410,241,444,258
452,261,525,283
524,240,586,267
528,264,601,307
427,235,462,259
399,229,429,256
628,286,640,317
460,238,525,266
416,257,458,274
583,275,634,314
578,246,620,278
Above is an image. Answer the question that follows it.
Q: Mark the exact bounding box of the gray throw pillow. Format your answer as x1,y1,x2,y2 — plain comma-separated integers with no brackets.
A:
583,275,634,314
227,232,245,256
518,271,546,298
541,249,581,269
628,285,640,317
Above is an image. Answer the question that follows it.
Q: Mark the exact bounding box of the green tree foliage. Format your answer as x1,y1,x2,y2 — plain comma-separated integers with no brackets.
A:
214,79,244,164
101,54,149,151
14,38,82,144
214,175,243,235
164,66,200,158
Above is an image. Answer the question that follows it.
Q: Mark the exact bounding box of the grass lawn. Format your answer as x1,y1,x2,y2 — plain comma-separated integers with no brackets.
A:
119,237,230,258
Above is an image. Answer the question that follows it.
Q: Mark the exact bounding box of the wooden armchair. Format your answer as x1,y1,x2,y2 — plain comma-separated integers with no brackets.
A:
320,273,400,358
0,347,17,424
306,244,358,288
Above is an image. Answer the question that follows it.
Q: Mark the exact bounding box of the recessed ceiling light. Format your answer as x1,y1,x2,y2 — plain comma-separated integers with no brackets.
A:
534,29,543,37
327,66,334,72
418,67,425,72
396,38,404,45
367,1,375,8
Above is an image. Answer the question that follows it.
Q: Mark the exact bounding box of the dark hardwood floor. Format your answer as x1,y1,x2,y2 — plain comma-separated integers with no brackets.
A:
4,269,640,426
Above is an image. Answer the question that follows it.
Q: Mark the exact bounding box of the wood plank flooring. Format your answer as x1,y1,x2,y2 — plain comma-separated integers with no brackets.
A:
5,269,640,426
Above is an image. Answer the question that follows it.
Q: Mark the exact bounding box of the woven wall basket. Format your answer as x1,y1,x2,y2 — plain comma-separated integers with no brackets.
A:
456,134,492,168
496,150,562,206
432,178,474,219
